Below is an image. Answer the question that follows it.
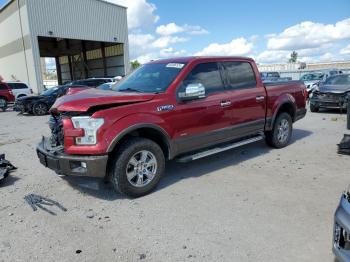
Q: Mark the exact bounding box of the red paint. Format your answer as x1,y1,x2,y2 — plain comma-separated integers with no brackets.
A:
51,57,306,156
0,82,15,102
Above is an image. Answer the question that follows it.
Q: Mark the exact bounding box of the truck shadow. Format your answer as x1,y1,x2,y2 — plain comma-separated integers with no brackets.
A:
159,128,312,192
63,128,312,200
63,176,121,200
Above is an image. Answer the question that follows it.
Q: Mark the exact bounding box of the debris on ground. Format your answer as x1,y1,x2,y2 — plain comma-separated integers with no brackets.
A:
338,134,350,155
0,154,17,182
24,194,67,215
139,253,146,260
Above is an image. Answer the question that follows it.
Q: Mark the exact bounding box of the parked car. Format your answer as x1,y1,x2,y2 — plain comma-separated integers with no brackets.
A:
63,78,116,95
37,56,307,197
0,82,15,111
6,81,33,98
97,82,115,91
309,74,350,112
260,71,280,82
333,184,350,262
14,84,87,115
300,72,325,94
69,78,114,87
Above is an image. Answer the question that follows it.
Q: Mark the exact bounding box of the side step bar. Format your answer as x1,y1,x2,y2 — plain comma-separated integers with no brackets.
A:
176,135,264,163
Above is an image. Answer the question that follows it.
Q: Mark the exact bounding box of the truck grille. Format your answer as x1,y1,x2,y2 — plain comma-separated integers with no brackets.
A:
49,114,64,147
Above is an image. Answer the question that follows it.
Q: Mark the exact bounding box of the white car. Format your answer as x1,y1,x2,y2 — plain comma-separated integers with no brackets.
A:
6,82,32,98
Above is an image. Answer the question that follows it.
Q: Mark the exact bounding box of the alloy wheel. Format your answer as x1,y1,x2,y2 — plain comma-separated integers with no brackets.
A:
277,119,290,143
125,150,158,188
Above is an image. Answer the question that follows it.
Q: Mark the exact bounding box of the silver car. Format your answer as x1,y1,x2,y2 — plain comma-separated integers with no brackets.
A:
333,184,350,261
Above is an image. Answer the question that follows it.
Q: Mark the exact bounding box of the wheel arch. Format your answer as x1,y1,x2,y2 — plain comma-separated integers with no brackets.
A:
268,95,297,130
107,124,173,160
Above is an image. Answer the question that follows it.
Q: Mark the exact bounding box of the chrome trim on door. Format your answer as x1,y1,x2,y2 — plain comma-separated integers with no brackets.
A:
256,96,265,102
220,101,231,107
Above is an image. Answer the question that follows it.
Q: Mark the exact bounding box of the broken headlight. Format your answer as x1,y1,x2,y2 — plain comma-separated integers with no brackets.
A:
71,116,104,145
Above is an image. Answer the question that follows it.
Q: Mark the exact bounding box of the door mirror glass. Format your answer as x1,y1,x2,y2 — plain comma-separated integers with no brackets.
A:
179,83,206,101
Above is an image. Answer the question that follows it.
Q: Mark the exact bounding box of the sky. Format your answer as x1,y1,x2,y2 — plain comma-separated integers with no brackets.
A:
1,0,350,64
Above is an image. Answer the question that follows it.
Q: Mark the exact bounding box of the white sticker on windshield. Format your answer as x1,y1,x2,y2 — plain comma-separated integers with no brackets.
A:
166,63,185,69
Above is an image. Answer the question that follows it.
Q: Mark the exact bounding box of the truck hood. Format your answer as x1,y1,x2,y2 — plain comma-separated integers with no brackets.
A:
319,84,350,94
51,88,155,113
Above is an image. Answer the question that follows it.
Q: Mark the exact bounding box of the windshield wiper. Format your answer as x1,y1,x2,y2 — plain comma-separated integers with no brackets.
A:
118,88,143,93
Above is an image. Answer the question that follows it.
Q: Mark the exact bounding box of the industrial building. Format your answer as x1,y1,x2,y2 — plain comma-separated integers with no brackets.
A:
0,0,129,93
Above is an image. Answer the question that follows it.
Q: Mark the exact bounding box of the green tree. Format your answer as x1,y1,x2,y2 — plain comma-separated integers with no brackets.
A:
288,51,298,63
130,60,141,70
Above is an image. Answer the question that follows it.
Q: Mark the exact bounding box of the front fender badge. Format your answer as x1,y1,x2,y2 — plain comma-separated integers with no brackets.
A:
157,105,175,112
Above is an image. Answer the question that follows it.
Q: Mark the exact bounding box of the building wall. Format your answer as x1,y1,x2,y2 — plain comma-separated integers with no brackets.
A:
0,0,37,90
26,0,129,92
1,0,129,94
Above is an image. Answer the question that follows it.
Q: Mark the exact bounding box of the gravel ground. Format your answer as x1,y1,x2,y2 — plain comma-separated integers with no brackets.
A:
0,109,349,262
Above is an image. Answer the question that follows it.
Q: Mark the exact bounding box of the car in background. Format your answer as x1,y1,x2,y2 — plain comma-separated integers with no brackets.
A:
333,183,350,262
260,72,280,82
6,81,33,98
96,82,115,91
69,78,113,88
66,77,124,95
0,82,15,111
300,72,325,94
14,84,87,115
309,74,350,112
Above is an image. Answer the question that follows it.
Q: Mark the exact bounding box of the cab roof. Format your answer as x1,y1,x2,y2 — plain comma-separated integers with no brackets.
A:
148,56,255,64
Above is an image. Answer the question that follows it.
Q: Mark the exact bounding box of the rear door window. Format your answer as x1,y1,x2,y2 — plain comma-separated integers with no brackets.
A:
0,84,7,90
223,62,257,89
181,62,224,94
7,83,28,89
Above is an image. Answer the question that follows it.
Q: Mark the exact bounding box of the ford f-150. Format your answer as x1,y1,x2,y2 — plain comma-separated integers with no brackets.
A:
36,56,307,197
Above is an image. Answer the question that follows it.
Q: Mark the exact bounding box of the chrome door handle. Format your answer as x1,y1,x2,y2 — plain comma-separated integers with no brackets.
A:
220,101,231,107
256,96,265,102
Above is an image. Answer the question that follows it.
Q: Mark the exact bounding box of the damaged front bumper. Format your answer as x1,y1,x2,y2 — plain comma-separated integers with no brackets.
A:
36,137,108,178
310,93,348,110
333,194,350,262
13,101,31,113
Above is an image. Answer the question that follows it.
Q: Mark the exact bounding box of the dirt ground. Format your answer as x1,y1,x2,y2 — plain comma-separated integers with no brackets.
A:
0,108,349,262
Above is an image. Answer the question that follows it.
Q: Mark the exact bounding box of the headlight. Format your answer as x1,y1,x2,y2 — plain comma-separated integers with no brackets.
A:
71,116,104,145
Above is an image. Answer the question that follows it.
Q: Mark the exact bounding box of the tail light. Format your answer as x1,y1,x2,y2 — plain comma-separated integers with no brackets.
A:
8,89,13,95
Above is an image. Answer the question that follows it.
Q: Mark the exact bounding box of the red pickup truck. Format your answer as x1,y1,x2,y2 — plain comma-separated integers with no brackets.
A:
37,57,307,197
0,82,15,111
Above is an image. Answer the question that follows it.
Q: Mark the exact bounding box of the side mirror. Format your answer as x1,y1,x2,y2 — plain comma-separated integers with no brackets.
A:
179,83,206,101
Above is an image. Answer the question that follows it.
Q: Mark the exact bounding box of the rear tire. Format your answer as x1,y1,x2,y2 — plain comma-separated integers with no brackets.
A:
32,102,48,116
109,137,165,198
265,112,293,148
310,104,319,112
0,98,7,112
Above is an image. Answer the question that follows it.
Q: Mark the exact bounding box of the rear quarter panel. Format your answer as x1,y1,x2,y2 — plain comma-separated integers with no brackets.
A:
265,81,306,128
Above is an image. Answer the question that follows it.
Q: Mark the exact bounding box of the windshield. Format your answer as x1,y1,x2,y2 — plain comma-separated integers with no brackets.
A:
41,87,59,96
113,63,186,93
324,75,350,85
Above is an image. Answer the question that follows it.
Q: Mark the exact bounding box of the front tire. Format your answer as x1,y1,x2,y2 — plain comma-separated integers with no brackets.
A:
0,98,7,112
310,104,319,112
109,138,165,198
265,112,293,148
32,102,48,116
